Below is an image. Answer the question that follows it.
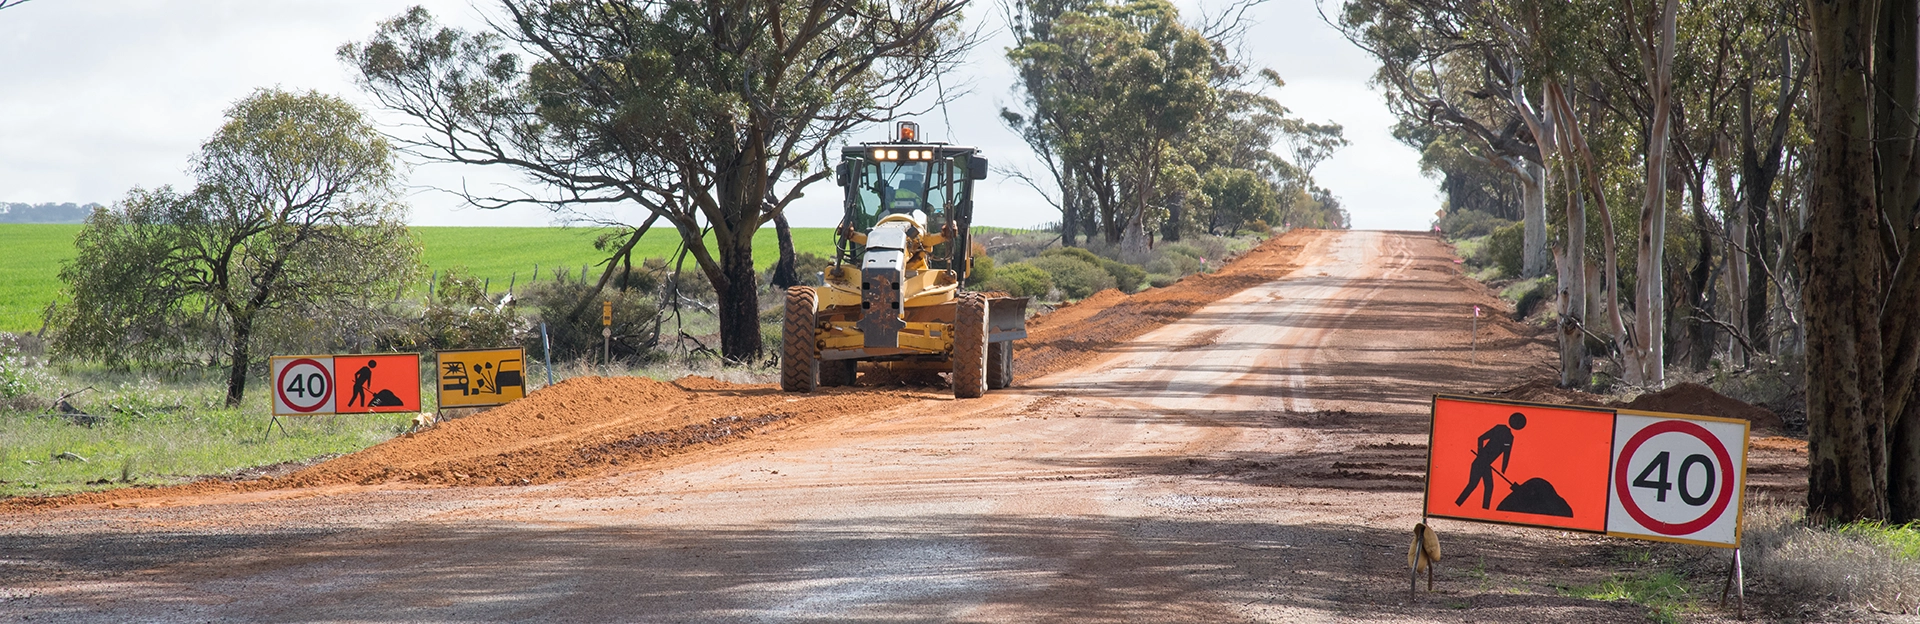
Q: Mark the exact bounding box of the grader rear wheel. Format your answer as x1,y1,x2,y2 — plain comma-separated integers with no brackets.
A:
819,359,857,387
952,292,988,399
780,287,819,392
987,341,1013,389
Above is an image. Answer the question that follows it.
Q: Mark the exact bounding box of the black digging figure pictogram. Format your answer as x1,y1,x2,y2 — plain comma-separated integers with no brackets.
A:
1453,411,1575,518
348,360,378,407
1457,412,1525,509
349,359,406,408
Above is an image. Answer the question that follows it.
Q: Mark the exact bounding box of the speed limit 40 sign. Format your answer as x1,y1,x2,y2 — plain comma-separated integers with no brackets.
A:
1606,410,1749,547
272,356,337,415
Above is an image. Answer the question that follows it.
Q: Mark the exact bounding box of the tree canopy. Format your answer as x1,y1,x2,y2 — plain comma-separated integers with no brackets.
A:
341,1,972,363
50,89,417,406
1003,0,1346,253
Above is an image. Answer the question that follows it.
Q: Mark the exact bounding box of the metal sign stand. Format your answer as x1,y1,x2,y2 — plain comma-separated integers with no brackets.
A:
541,322,555,388
1410,514,1434,600
1719,547,1745,617
263,414,291,441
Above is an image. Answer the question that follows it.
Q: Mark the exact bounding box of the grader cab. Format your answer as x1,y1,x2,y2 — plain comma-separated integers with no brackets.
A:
780,122,1028,398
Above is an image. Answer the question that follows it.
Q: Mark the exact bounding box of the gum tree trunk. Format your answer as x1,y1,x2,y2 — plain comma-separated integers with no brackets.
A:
1875,0,1920,523
1633,0,1678,388
1520,160,1549,279
1804,0,1890,522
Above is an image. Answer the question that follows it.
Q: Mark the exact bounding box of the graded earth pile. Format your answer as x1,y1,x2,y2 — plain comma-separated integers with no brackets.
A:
273,375,921,487
1013,229,1314,378
1,378,925,511
1620,381,1785,434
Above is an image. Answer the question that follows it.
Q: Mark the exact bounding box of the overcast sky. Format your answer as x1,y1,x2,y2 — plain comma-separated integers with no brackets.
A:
0,0,1438,231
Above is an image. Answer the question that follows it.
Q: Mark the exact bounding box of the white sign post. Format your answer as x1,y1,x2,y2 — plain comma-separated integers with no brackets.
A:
1606,409,1751,614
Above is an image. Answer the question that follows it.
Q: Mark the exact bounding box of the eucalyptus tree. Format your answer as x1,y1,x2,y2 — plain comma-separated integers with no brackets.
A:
51,90,417,406
1012,0,1222,252
1800,0,1920,523
1008,0,1344,249
341,2,971,364
1335,0,1555,280
1003,0,1099,247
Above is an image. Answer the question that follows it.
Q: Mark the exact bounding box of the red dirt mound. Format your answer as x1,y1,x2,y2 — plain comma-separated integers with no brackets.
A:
1014,230,1312,378
1619,382,1784,435
1489,377,1608,407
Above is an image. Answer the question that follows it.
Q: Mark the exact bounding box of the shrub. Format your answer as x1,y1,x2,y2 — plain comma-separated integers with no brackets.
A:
1486,221,1525,278
1744,502,1920,615
1028,254,1114,299
379,267,521,353
967,253,996,287
1439,208,1514,239
1145,254,1200,278
0,342,39,399
981,262,1052,298
765,251,834,288
1040,247,1145,293
521,279,661,362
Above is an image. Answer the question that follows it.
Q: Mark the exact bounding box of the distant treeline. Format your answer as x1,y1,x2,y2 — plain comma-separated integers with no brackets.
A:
1,202,98,224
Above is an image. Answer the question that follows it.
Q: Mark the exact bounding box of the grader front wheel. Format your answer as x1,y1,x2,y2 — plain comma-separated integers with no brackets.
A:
987,340,1013,389
952,292,988,399
781,286,819,392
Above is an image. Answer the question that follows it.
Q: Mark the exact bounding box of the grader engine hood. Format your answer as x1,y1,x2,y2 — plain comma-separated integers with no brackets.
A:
858,221,913,348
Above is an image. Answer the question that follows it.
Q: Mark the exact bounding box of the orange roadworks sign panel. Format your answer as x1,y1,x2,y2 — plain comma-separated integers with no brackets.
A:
333,353,421,414
1425,395,1616,533
436,347,526,408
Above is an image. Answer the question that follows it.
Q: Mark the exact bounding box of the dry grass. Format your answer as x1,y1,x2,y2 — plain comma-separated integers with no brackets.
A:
1742,499,1920,616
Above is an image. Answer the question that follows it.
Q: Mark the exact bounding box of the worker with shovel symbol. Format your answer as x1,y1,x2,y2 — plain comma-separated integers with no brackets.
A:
1455,412,1527,509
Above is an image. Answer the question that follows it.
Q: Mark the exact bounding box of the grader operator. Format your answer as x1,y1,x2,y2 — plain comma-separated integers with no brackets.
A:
780,122,1028,398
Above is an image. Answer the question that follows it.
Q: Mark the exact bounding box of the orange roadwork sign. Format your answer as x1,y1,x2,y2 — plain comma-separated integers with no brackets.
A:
332,353,421,414
1425,395,1616,533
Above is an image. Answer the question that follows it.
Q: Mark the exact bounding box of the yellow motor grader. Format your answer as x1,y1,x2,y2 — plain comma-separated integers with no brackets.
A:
781,122,1028,398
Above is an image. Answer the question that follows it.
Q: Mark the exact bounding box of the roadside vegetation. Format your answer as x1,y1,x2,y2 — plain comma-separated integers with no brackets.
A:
0,349,410,498
1347,0,1919,527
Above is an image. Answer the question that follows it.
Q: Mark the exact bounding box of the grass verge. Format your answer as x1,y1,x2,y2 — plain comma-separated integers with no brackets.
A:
1744,501,1920,615
0,371,411,498
1560,568,1696,624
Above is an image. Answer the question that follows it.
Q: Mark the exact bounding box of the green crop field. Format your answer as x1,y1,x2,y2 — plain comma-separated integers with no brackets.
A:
0,224,839,334
411,225,839,290
0,224,82,334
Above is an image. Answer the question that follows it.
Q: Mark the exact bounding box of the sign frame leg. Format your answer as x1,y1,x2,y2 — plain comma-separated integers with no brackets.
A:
1719,547,1745,617
263,415,290,441
1409,536,1421,600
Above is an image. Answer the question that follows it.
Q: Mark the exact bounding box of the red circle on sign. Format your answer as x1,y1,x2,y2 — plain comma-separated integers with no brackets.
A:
1613,419,1735,535
275,358,331,413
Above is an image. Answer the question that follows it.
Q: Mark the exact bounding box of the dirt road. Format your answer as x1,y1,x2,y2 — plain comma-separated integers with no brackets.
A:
0,231,1768,622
